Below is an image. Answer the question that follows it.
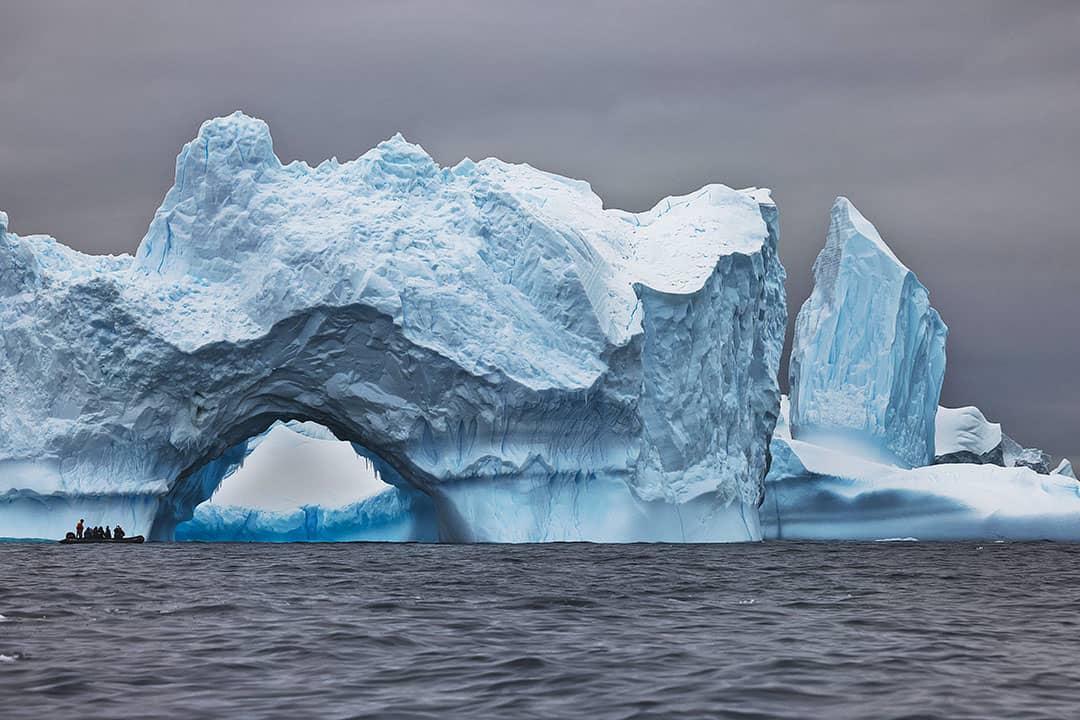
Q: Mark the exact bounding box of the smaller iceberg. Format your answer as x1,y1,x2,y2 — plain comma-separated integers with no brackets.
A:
788,197,947,468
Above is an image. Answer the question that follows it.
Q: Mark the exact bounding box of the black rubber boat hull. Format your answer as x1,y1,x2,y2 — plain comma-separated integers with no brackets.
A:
58,536,145,544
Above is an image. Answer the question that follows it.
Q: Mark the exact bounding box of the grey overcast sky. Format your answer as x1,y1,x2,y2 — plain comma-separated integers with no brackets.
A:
1,1,1078,459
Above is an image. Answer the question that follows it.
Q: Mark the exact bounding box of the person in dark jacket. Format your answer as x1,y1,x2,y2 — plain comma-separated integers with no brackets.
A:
114,525,125,540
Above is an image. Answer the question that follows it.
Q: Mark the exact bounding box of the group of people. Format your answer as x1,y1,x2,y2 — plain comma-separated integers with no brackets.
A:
75,519,126,541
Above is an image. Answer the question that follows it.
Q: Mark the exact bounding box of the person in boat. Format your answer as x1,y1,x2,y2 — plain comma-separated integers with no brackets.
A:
114,525,125,540
76,519,84,540
104,526,112,540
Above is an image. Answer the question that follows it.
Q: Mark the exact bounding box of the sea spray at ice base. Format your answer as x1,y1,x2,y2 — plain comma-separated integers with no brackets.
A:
0,112,785,542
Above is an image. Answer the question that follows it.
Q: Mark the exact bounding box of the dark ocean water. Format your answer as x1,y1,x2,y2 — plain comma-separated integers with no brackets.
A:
2,542,1080,719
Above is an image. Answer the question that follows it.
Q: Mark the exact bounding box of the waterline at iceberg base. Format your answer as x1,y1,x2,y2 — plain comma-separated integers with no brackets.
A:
0,112,786,543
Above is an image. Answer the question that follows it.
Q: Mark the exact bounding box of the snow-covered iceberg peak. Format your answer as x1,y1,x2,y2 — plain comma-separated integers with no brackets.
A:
0,112,787,542
789,197,947,468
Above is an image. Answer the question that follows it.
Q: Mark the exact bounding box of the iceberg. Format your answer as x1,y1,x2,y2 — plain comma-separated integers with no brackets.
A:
0,112,786,542
788,197,947,468
767,198,1070,540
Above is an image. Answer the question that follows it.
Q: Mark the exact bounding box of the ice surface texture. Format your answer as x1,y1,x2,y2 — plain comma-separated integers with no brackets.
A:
0,113,786,542
789,198,947,468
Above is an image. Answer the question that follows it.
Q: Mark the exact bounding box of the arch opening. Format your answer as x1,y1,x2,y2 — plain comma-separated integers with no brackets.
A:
152,416,438,542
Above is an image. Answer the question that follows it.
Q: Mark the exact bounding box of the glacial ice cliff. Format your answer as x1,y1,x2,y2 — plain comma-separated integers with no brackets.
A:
0,112,786,542
788,197,947,468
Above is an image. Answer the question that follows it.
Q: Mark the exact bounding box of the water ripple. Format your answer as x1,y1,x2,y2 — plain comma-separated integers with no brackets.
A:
2,542,1080,718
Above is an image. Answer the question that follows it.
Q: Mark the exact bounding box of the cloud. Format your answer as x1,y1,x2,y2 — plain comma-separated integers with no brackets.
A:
1,1,1077,457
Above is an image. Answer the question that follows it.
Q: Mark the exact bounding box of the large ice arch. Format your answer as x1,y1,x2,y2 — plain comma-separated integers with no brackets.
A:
173,421,439,543
0,112,787,542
